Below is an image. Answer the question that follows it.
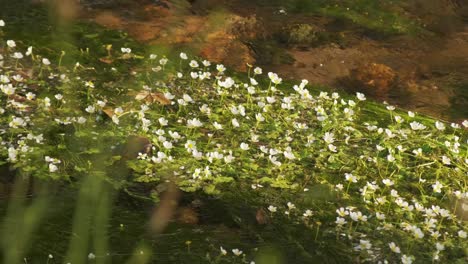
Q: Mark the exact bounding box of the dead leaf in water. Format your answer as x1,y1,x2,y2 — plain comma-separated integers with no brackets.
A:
133,91,171,105
256,208,269,225
102,107,114,118
99,57,114,64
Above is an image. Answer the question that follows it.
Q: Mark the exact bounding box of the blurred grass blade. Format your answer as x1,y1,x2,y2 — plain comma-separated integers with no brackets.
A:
2,176,49,264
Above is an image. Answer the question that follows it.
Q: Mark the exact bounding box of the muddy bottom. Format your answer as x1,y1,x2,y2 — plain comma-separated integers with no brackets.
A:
75,0,468,120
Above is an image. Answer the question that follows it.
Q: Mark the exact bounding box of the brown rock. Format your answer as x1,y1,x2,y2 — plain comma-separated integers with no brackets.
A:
348,63,397,98
256,208,269,225
122,136,152,160
94,11,123,29
177,207,199,225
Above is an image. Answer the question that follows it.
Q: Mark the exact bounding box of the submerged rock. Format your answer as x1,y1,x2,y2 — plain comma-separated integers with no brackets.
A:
347,63,397,99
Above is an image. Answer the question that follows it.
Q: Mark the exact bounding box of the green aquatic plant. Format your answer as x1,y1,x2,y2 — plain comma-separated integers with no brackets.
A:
254,0,423,35
0,9,467,264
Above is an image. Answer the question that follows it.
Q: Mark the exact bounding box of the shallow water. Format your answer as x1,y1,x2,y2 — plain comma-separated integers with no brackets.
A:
76,0,468,120
0,1,467,263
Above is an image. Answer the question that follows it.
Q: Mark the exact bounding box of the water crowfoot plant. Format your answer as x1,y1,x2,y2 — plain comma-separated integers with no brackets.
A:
0,18,467,263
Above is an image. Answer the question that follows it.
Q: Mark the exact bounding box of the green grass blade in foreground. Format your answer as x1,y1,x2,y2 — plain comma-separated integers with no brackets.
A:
1,177,50,264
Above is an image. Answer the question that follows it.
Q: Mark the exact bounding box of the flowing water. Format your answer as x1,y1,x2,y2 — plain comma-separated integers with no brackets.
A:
77,0,468,121
0,1,467,263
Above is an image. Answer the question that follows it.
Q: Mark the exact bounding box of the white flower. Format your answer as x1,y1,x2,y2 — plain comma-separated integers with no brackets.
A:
283,148,296,160
159,58,168,65
121,47,132,53
179,52,188,60
49,163,58,172
202,60,211,67
458,230,467,238
268,205,277,213
254,67,262,74
55,94,63,100
401,255,413,264
26,46,33,56
220,247,227,255
250,78,258,86
382,179,394,187
7,40,16,48
267,72,282,85
0,75,10,83
376,212,385,220
412,148,422,156
432,181,443,193
345,173,357,183
97,100,106,108
12,52,23,59
388,242,401,253
187,118,203,128
114,107,123,116
287,202,296,210
218,77,235,88
85,105,95,113
303,209,313,217
9,117,26,128
231,118,240,127
335,217,347,226
255,113,265,122
189,60,199,68
358,240,372,250
8,147,18,162
410,121,426,130
185,140,196,152
336,208,348,217
323,132,335,144
435,121,445,130
213,122,223,130
43,97,51,108
328,144,337,152
42,58,51,65
163,141,173,149
436,242,445,251
1,84,15,95
462,120,468,128
232,249,243,256
441,155,451,165
158,117,168,126
88,253,96,260
77,117,87,124
356,92,366,101
408,111,415,117
216,64,226,73
0,20,5,27
240,142,249,150
149,54,157,60
451,122,460,129
394,115,404,123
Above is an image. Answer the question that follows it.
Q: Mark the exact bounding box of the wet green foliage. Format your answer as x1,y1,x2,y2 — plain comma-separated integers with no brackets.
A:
0,1,467,264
